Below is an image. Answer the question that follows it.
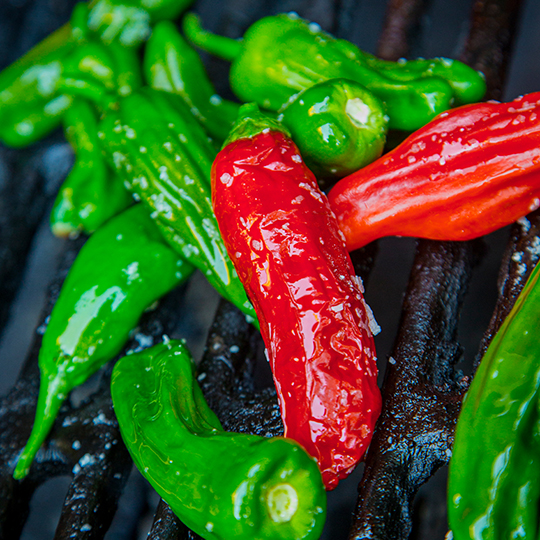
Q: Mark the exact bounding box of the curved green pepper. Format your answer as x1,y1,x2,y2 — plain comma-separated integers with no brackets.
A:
98,88,257,326
111,339,327,540
51,98,133,237
143,20,240,142
279,78,388,180
448,261,540,539
13,204,195,479
183,12,486,131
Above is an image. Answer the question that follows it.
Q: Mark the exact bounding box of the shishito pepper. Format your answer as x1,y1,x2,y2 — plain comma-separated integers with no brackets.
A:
328,92,540,252
211,103,381,490
0,2,142,148
143,20,240,142
183,12,486,131
111,339,327,540
99,87,257,326
13,204,194,479
0,23,74,147
447,260,540,540
51,98,132,237
279,78,388,181
57,11,143,111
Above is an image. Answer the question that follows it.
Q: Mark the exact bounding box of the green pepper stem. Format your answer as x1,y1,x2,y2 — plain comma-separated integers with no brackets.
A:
266,483,299,523
182,13,242,63
13,374,68,480
223,103,289,147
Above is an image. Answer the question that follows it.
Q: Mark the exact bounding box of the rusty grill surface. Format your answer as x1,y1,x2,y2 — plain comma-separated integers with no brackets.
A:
0,0,539,538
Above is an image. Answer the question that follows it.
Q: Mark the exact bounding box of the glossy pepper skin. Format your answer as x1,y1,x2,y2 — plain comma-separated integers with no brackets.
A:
13,204,194,479
99,87,257,326
183,12,486,131
111,340,327,540
144,20,240,142
211,104,381,490
279,78,388,181
51,98,132,237
447,261,540,540
328,92,540,252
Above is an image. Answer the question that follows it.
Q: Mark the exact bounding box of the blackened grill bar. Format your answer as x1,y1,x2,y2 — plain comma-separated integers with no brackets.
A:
351,0,526,539
0,0,535,539
349,239,483,540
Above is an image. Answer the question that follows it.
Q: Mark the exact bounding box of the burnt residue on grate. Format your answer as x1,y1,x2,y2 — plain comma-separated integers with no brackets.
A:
0,0,538,539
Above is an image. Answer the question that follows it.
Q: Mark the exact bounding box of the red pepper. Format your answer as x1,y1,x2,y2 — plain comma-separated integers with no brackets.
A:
328,92,540,251
211,104,381,490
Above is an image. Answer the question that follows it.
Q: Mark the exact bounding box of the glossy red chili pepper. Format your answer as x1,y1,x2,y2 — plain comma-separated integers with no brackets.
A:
328,92,540,251
211,103,382,490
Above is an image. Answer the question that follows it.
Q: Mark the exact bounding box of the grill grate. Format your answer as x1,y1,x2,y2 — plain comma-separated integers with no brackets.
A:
0,0,537,538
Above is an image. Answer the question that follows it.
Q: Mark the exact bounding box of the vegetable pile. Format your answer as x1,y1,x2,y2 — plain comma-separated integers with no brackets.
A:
1,0,540,538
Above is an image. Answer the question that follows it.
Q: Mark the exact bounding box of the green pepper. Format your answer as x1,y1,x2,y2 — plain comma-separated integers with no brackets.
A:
86,0,195,47
59,2,143,108
111,339,327,540
330,37,485,106
183,12,486,131
0,2,143,148
143,20,240,142
98,87,258,326
0,23,74,147
279,78,388,180
447,260,540,540
13,204,195,480
51,98,133,237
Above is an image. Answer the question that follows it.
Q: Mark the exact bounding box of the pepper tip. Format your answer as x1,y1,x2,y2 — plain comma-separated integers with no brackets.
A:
13,449,32,480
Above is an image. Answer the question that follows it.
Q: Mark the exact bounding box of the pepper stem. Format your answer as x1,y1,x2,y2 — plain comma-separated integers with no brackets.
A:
13,374,68,480
266,483,299,523
223,103,290,147
182,13,243,63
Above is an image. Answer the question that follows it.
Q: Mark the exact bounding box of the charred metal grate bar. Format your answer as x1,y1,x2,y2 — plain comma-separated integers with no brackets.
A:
0,0,535,539
350,1,526,539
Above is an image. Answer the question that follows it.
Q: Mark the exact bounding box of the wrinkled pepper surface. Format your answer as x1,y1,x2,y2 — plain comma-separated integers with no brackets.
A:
211,103,381,490
51,98,132,237
279,78,388,181
99,87,257,326
111,339,327,540
13,204,194,479
183,12,486,131
144,20,239,142
328,92,540,252
448,260,540,540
